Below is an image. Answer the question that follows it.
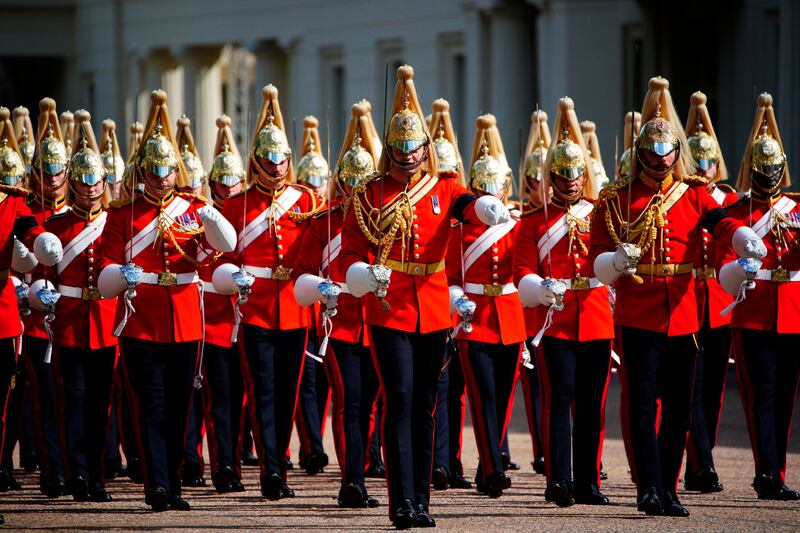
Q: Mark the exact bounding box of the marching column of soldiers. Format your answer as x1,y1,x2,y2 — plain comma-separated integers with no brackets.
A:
0,64,797,528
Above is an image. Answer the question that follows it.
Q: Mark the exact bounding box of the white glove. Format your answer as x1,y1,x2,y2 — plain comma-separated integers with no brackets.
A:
719,261,748,296
449,285,465,314
212,263,241,295
33,232,63,267
732,226,767,259
518,273,555,307
197,205,237,253
98,264,127,298
12,238,38,273
294,273,325,306
27,278,56,312
346,262,386,297
475,195,511,226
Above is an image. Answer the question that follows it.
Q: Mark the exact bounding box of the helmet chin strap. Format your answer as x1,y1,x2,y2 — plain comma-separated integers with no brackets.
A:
69,180,107,204
551,181,581,204
751,169,783,198
387,143,428,171
637,149,676,180
252,156,289,187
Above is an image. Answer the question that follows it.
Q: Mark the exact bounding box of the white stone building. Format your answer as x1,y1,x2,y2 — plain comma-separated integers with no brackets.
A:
0,0,797,187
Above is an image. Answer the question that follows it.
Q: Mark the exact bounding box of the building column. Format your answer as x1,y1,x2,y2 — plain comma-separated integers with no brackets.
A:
144,49,184,119
182,46,223,169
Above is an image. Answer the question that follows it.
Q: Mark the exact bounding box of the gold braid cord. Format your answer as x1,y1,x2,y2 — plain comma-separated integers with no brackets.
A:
600,176,665,264
566,211,590,256
350,179,414,265
285,183,324,222
154,193,222,268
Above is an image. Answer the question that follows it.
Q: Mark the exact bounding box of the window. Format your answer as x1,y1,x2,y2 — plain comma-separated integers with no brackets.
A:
438,32,467,151
320,45,346,152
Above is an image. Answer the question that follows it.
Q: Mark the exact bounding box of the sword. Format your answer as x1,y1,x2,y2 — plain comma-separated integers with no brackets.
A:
317,106,340,357
370,60,392,312
624,43,643,285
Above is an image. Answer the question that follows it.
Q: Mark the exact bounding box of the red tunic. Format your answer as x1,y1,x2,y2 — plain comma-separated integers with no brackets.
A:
446,218,525,345
20,195,70,340
0,187,47,339
589,174,740,336
513,199,614,342
220,183,316,331
339,172,480,334
716,193,800,333
293,201,367,345
199,199,236,348
694,183,740,329
44,208,117,349
99,190,210,343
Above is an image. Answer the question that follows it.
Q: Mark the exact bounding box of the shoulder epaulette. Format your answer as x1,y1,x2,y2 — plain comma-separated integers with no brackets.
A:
177,191,209,204
597,175,631,201
520,204,543,218
0,184,29,198
109,196,134,209
785,192,800,199
715,182,737,194
312,203,341,219
683,175,709,187
726,194,751,209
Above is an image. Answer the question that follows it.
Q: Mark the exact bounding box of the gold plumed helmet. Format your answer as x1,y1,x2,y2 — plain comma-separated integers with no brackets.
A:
12,107,35,173
296,116,329,188
176,115,206,189
68,110,106,186
428,99,464,182
544,97,597,200
60,111,75,158
469,114,510,197
335,101,380,189
253,85,291,165
0,107,25,186
687,127,718,170
633,77,697,180
685,92,726,178
736,93,791,191
35,98,68,176
210,115,245,186
551,136,587,180
136,90,187,183
751,125,785,176
100,119,125,184
382,65,431,161
522,110,550,182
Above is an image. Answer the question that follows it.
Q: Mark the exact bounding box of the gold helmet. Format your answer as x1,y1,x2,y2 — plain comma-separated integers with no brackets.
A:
0,107,25,186
429,98,464,183
544,97,597,200
335,101,381,189
35,98,68,176
617,111,641,180
175,115,206,189
248,84,294,184
296,116,329,189
737,93,791,191
100,119,125,184
685,91,728,181
469,114,510,197
136,90,187,183
60,110,75,158
378,65,437,176
68,110,106,186
632,77,697,180
209,115,245,187
521,110,551,189
12,107,35,173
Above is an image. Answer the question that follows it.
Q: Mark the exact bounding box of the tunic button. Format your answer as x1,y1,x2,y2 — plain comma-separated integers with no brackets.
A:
278,254,284,260
492,265,498,271
413,214,418,220
573,253,579,259
278,244,283,249
414,244,419,249
88,248,94,255
665,228,670,234
88,266,94,272
665,247,671,253
414,253,420,259
412,206,417,212
413,224,419,230
88,276,93,283
492,256,499,262
492,247,498,253
88,257,94,264
414,234,420,240
703,254,708,261
277,234,283,240
492,273,498,280
665,256,672,263
275,225,281,231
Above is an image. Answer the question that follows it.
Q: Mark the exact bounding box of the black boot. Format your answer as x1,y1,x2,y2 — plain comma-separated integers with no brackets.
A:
661,490,690,517
391,499,415,530
636,486,663,515
304,452,328,475
685,466,723,493
532,456,546,475
413,504,436,528
431,466,449,490
544,480,574,507
573,483,610,505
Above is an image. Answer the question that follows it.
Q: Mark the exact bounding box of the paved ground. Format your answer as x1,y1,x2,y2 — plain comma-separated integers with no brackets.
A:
3,368,800,531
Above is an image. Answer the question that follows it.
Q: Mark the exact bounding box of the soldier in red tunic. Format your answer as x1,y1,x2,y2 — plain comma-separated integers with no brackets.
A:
97,90,236,511
100,120,127,202
340,65,511,529
0,107,62,508
29,110,117,502
200,115,246,493
212,84,322,501
717,93,800,501
682,91,739,493
515,98,613,507
590,77,766,517
447,114,525,498
293,100,382,508
24,98,71,497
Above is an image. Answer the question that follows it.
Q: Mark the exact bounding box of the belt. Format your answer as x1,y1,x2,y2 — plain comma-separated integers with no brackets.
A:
138,272,199,286
384,259,445,276
244,265,292,281
464,282,517,297
693,267,716,280
0,268,8,282
636,262,693,277
755,268,800,282
555,277,603,290
57,284,102,300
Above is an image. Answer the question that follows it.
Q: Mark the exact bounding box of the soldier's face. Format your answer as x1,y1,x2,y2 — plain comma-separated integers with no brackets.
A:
71,180,106,208
551,171,585,198
42,169,67,190
255,156,290,189
142,168,177,196
212,181,243,199
638,147,678,179
695,161,718,180
388,144,427,175
751,167,784,192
